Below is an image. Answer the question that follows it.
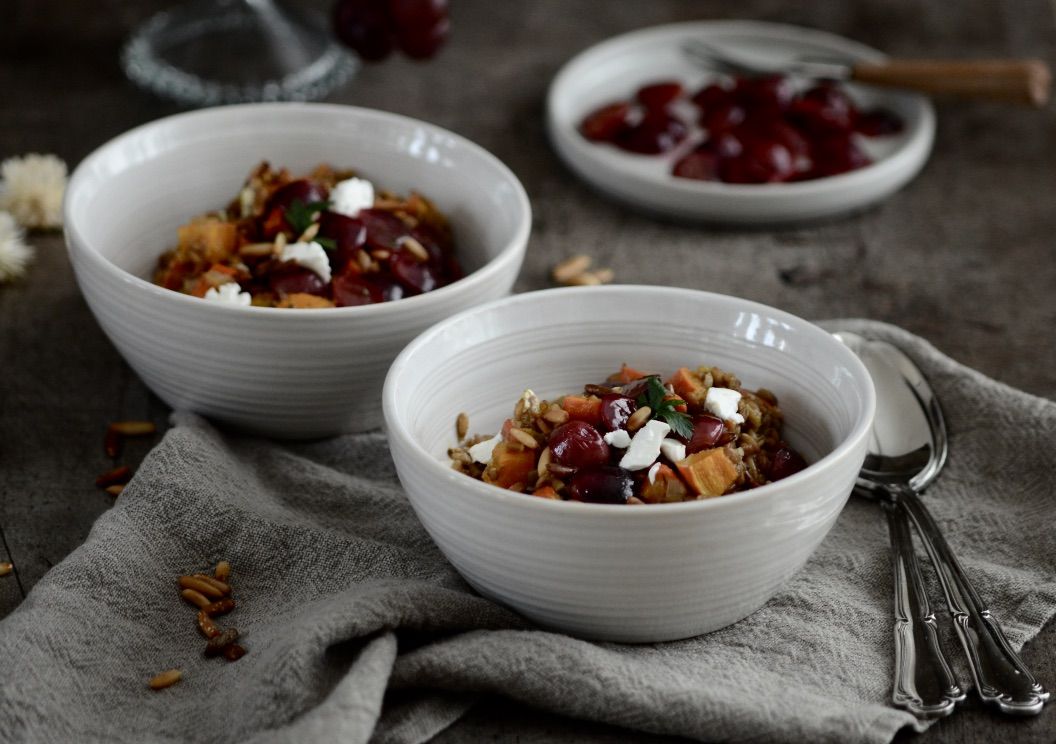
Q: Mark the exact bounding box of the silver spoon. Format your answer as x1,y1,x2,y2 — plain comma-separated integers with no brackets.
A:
836,330,1050,716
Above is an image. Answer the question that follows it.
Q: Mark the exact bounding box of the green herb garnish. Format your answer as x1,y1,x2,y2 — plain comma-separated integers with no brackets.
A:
314,236,337,251
635,376,694,439
284,199,331,236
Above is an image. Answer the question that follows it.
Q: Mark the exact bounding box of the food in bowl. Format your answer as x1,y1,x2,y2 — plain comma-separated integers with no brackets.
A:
153,162,462,308
579,75,903,183
450,362,806,504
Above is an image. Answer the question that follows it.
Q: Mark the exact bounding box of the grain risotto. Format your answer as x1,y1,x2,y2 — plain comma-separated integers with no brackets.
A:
450,363,807,504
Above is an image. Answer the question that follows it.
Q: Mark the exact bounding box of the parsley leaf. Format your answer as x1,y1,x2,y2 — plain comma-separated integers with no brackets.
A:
314,236,337,251
284,199,331,237
634,376,694,439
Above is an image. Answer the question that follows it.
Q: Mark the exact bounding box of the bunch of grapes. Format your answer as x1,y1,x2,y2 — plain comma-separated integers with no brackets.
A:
332,0,450,61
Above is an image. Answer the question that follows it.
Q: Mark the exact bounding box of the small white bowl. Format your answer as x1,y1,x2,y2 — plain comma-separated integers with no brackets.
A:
65,103,530,439
547,20,935,224
384,286,875,642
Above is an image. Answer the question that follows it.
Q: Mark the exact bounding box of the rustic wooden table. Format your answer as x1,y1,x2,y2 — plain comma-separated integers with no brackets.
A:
1,1,1053,741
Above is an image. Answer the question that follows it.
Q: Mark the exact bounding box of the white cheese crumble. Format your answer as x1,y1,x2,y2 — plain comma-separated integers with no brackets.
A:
331,177,375,217
280,241,332,283
203,282,251,306
659,438,686,464
647,462,662,485
468,434,503,464
619,419,670,471
603,429,632,449
705,387,744,424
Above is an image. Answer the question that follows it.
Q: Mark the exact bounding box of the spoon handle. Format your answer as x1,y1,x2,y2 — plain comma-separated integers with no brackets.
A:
882,499,964,718
900,488,1050,715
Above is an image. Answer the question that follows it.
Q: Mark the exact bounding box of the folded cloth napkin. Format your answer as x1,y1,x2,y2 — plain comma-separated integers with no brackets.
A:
1,321,1054,744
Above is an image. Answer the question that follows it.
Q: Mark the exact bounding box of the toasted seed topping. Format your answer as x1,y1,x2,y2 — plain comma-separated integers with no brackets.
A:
104,484,125,497
0,562,12,577
543,407,570,424
566,271,602,286
626,406,652,432
178,576,225,599
108,420,156,437
456,412,469,440
551,254,592,283
148,669,182,690
214,560,231,582
180,588,211,609
400,235,430,262
509,428,538,449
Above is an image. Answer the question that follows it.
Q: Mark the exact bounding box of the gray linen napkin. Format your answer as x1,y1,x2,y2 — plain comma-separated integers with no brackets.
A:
1,321,1054,744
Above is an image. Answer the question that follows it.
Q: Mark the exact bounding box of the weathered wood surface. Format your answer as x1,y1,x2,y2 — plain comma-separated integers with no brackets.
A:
1,1,1053,741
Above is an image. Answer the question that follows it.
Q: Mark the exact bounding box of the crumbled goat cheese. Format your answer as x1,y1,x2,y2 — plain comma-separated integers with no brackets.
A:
603,429,632,448
619,419,670,471
203,282,251,306
705,387,744,424
469,434,503,464
280,241,332,283
659,438,686,463
330,177,375,217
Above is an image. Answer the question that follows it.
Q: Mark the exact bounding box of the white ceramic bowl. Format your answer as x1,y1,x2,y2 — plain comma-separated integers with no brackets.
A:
547,20,935,224
65,103,530,438
384,286,876,642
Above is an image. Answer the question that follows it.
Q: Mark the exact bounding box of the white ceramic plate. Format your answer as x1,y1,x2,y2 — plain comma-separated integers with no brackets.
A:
546,20,935,224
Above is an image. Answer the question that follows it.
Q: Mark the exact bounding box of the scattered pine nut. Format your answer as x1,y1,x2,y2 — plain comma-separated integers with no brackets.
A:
108,421,156,437
95,465,132,488
456,412,469,440
180,589,211,609
626,406,652,432
509,428,538,449
356,249,372,272
214,560,231,582
104,484,125,497
551,255,592,283
274,232,287,250
148,669,182,690
178,576,225,599
565,272,602,286
543,407,570,424
202,598,235,617
537,447,552,477
0,562,12,577
191,574,231,596
400,236,430,262
592,268,615,284
299,222,320,242
371,249,391,261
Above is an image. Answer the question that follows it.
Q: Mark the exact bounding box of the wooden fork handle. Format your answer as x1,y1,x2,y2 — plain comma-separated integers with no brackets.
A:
851,59,1051,106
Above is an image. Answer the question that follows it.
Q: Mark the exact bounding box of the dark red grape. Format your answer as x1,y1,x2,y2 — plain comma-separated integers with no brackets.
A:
581,102,634,143
636,81,683,112
672,147,719,181
396,14,449,59
686,414,726,454
700,101,746,135
856,108,904,137
332,0,395,61
359,208,409,251
720,138,794,184
569,465,635,504
616,112,688,154
600,394,636,432
807,134,871,177
332,273,405,306
319,211,367,274
391,247,439,294
734,74,794,112
618,375,659,401
387,0,447,27
549,421,610,468
269,265,328,297
691,82,732,112
789,82,857,135
770,447,807,481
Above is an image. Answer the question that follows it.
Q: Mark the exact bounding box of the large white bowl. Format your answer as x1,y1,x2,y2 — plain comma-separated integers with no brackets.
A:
65,103,530,438
384,286,876,642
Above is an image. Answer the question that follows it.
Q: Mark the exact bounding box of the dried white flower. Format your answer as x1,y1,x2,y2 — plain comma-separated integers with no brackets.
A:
0,153,68,229
0,212,34,283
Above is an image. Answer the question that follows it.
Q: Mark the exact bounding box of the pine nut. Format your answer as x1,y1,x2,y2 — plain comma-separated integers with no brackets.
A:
0,562,12,577
509,428,538,448
180,589,211,609
299,222,320,242
148,669,182,690
543,407,569,424
105,484,125,497
178,576,225,599
400,236,429,262
456,412,469,440
191,574,231,596
205,629,239,657
108,421,156,437
565,272,601,286
214,560,231,582
551,255,592,283
537,447,552,477
592,267,615,283
626,406,652,432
